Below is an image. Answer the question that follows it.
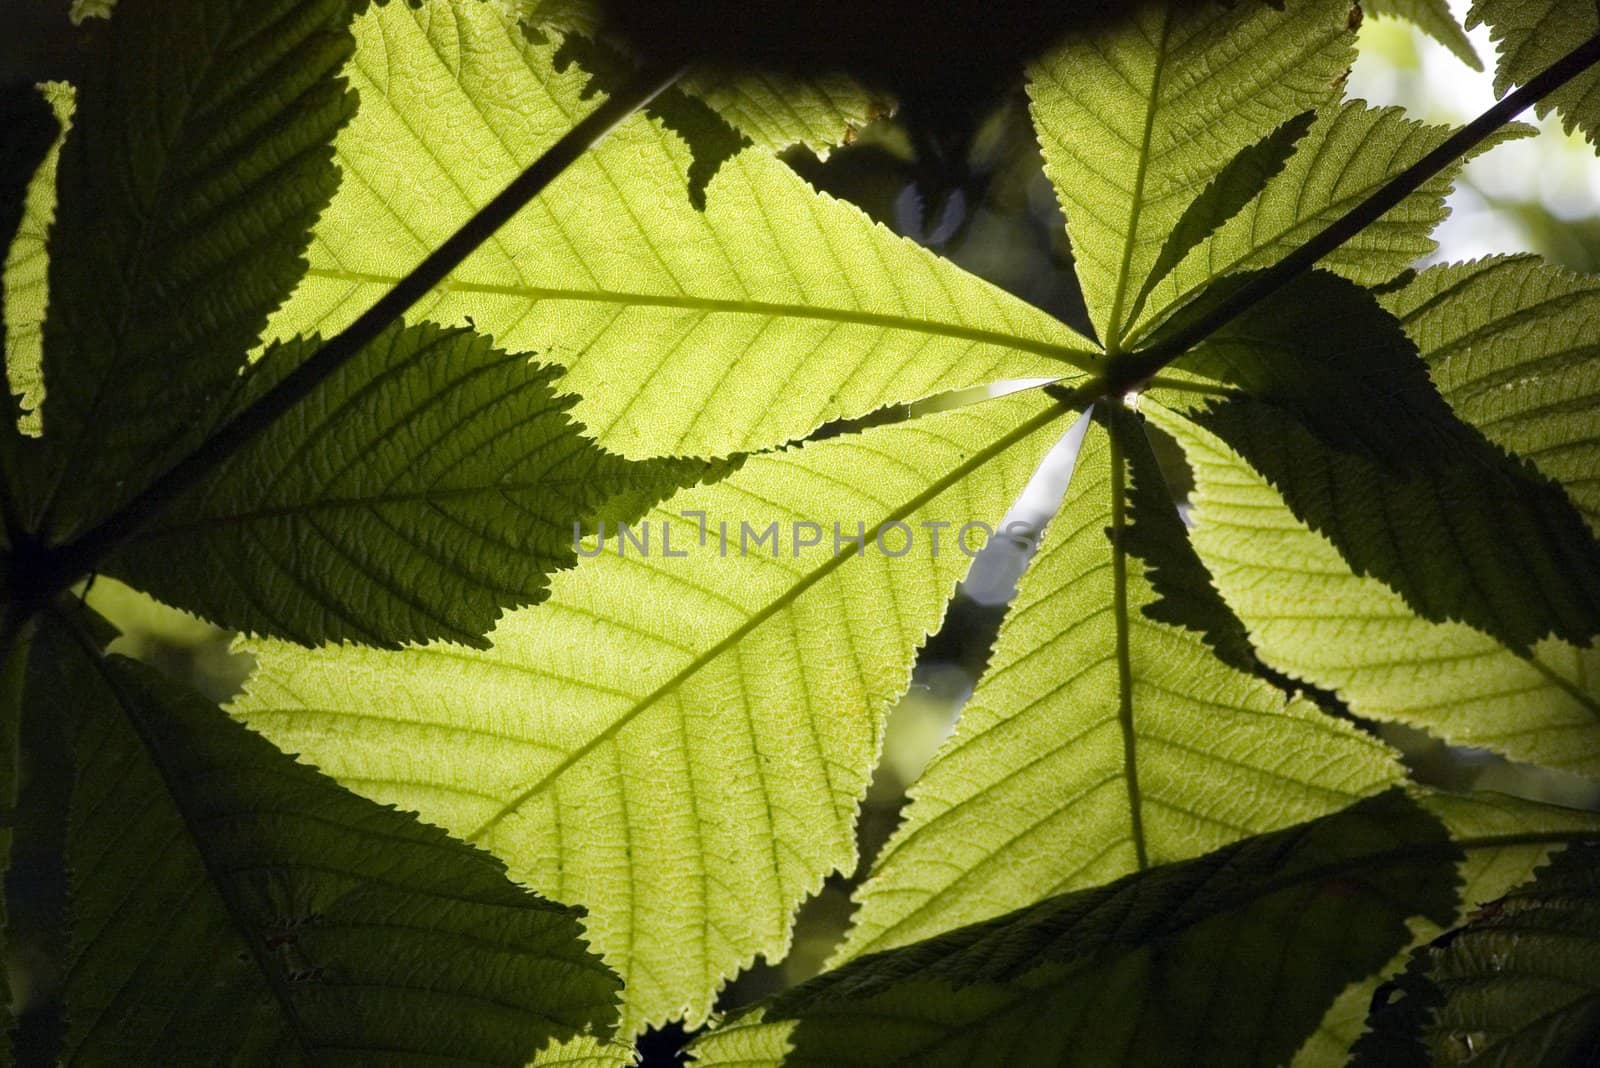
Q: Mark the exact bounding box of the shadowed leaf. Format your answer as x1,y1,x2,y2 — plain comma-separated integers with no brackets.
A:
1164,271,1600,652
1379,255,1600,536
1357,841,1600,1067
1148,400,1600,777
25,0,360,539
102,321,702,648
31,612,620,1065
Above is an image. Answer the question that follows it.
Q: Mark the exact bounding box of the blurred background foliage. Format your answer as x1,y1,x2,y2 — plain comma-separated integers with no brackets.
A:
7,0,1600,1062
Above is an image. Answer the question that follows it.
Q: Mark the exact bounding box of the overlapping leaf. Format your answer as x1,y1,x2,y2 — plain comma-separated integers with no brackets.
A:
699,793,1600,1068
235,389,1074,1031
1165,271,1600,651
1296,791,1600,1066
26,613,619,1065
102,322,700,648
694,792,1466,1068
1470,0,1600,144
1379,255,1600,534
1148,401,1600,776
833,407,1401,963
1357,841,1600,1066
266,0,1089,459
1026,0,1355,350
1126,110,1316,332
23,0,359,540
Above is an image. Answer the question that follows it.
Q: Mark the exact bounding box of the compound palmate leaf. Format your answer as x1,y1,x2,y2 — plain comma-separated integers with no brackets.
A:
101,321,695,648
1296,792,1600,1066
1148,401,1600,776
693,792,1466,1068
1027,0,1355,351
833,406,1401,962
22,0,359,540
235,388,1074,1031
267,0,1091,460
23,614,619,1065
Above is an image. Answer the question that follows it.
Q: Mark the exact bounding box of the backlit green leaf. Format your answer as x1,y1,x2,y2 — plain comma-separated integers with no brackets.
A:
234,389,1074,1031
1148,400,1600,776
268,0,1089,459
1,81,70,438
1366,0,1482,69
1026,0,1354,350
834,406,1401,962
1470,0,1600,145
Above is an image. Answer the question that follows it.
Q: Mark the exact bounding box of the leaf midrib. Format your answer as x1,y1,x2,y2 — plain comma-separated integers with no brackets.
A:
302,266,1102,373
1107,416,1149,871
462,395,1077,844
1104,10,1176,355
122,475,614,543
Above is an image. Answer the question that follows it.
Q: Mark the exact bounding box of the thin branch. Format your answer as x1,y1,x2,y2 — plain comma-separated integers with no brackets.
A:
45,61,683,592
